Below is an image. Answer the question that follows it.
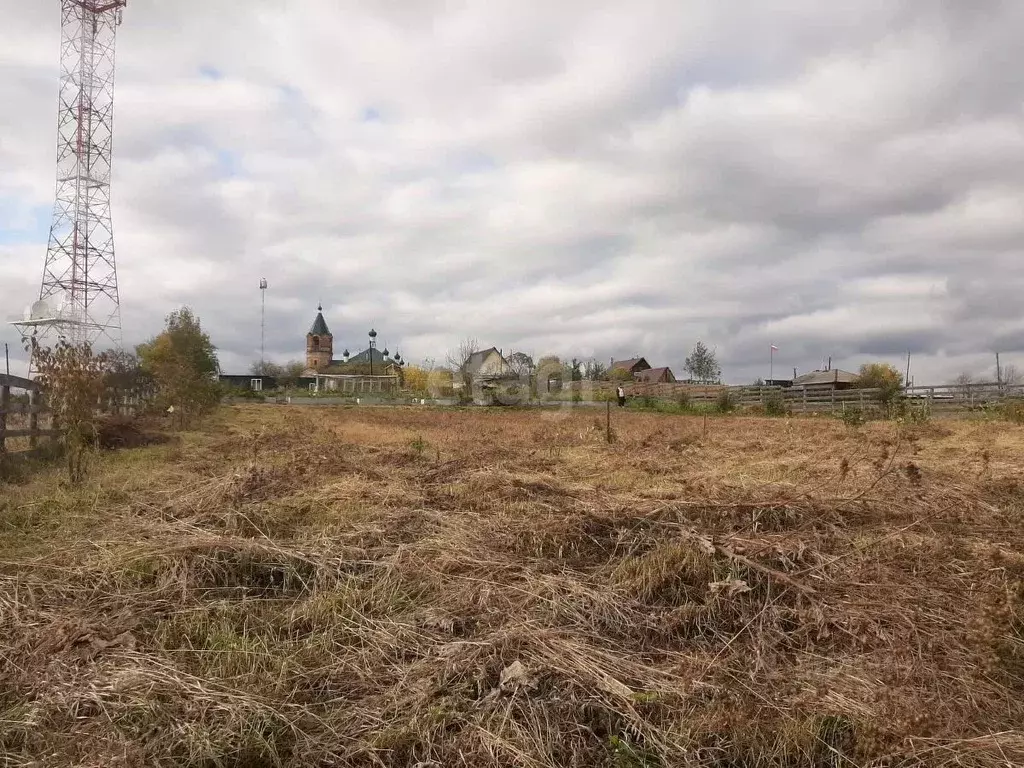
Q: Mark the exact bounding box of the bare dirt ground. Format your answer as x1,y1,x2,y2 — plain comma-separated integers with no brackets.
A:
1,405,1023,767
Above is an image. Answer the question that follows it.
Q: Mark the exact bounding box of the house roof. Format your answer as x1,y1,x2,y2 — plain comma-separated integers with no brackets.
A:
636,366,673,382
793,369,859,386
342,347,392,366
309,306,330,336
610,357,649,372
465,347,507,373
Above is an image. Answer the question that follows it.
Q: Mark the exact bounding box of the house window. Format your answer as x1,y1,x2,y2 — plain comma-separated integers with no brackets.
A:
250,378,263,391
312,336,320,352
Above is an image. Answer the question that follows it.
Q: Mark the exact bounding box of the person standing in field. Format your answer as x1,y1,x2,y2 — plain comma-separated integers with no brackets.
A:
616,385,626,407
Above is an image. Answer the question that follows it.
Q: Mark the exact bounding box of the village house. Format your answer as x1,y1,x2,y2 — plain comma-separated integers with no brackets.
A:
608,357,651,377
792,369,859,392
452,347,524,404
635,366,676,384
462,347,510,381
609,357,676,384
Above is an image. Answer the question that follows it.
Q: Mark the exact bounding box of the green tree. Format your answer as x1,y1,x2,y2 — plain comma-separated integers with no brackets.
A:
103,349,153,407
507,351,535,376
279,360,307,388
137,307,220,428
854,363,903,404
684,341,721,383
566,357,583,382
584,359,607,381
609,366,634,383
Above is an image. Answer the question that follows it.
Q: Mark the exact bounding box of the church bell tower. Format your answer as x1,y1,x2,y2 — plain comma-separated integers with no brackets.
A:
306,304,333,371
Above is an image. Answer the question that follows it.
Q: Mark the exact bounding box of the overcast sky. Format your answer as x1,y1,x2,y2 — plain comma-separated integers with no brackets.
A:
2,1,1022,383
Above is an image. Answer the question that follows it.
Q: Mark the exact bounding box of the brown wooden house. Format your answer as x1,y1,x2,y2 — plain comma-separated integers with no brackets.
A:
609,357,651,377
635,366,676,384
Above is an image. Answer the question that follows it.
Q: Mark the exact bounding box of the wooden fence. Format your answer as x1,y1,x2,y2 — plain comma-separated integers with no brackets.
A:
568,379,1024,415
0,374,56,453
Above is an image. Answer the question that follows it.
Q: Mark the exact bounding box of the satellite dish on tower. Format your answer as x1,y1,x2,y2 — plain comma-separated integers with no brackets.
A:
30,299,53,321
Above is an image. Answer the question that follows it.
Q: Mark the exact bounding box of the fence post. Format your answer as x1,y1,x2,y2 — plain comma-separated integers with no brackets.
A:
0,383,8,452
803,388,807,413
29,387,39,448
50,392,59,437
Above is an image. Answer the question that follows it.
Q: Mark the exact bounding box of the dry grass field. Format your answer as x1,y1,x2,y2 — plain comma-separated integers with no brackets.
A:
2,405,1023,767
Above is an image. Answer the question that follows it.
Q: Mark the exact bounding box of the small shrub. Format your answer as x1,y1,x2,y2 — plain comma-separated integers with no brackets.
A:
634,395,659,410
716,390,737,413
410,435,428,456
677,391,692,411
763,390,787,417
1003,399,1024,425
854,362,904,405
841,406,865,427
609,734,661,767
907,403,931,424
236,389,266,402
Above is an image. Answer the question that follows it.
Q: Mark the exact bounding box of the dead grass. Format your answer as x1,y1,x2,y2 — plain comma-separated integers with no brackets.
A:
1,404,1023,766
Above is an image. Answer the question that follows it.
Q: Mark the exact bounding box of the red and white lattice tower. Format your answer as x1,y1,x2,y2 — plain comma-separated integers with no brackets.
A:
12,0,127,354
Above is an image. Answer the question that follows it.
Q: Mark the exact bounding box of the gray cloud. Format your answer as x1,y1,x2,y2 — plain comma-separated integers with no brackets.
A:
2,1,1023,384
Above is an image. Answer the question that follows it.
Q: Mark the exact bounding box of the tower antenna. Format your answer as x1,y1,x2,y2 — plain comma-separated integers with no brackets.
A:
11,1,128,367
259,278,268,372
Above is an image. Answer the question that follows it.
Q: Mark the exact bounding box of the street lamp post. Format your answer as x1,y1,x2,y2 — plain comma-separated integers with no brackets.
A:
368,328,377,376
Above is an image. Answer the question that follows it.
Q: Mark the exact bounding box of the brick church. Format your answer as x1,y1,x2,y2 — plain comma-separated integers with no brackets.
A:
303,304,402,375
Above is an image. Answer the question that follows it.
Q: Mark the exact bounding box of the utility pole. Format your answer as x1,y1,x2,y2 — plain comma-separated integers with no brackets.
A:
905,351,911,391
259,278,268,373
